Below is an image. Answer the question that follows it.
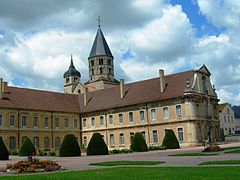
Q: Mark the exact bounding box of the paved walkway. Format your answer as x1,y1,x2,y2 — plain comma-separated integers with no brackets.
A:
1,142,240,174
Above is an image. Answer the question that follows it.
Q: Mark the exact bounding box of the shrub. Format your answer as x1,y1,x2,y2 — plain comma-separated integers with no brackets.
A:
203,145,222,152
130,132,148,152
48,151,56,156
18,137,36,156
59,134,81,157
0,137,9,160
162,129,180,149
38,150,47,156
87,133,108,156
9,149,18,155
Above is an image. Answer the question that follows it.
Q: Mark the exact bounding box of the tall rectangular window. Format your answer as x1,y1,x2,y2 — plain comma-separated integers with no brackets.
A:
74,119,78,128
100,116,104,126
9,136,16,149
118,114,123,124
0,114,2,126
130,132,135,142
55,137,61,149
10,115,15,127
22,116,27,127
110,134,115,146
33,137,39,149
55,118,59,128
83,136,87,148
163,107,169,119
109,115,113,125
151,109,157,120
119,133,125,145
44,137,50,149
139,111,145,121
44,117,49,128
153,130,158,143
33,117,38,128
129,112,134,123
178,128,184,143
141,131,146,140
83,118,86,128
65,119,69,128
176,105,182,117
91,117,95,127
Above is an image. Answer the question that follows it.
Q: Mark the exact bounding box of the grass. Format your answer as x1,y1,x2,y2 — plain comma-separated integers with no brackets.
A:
224,149,240,154
1,167,240,180
223,146,240,151
200,160,240,165
89,160,164,166
169,153,219,156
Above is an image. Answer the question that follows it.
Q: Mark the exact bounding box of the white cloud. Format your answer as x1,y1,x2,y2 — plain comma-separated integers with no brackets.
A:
217,89,240,105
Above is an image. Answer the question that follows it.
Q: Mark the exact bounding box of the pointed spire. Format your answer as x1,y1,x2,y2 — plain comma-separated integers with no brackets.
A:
63,55,81,78
88,27,113,59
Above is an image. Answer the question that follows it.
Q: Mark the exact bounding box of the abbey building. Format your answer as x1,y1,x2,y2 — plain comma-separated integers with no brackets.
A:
0,26,220,151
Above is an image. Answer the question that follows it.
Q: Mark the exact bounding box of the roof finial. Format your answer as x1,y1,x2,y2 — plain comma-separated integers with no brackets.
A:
70,54,74,67
97,16,102,28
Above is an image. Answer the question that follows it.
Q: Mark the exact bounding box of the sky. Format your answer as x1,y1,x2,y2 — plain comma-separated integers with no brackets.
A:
0,0,240,105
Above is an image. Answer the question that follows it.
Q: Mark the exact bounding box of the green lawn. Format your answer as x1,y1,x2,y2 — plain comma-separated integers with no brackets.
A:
223,146,240,151
89,160,164,166
200,160,240,165
2,167,240,180
169,153,219,156
224,149,240,154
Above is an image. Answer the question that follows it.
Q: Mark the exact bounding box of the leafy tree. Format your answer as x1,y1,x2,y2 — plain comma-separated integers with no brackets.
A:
19,137,36,156
162,129,180,149
0,137,9,160
130,132,148,152
59,134,81,157
87,133,108,155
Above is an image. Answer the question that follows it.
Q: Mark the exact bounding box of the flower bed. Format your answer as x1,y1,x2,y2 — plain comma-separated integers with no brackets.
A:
1,158,62,174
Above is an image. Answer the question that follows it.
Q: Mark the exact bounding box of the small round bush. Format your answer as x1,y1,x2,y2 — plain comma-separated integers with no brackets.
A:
87,133,108,156
0,137,9,160
59,134,81,157
162,129,180,149
130,132,148,152
19,137,36,156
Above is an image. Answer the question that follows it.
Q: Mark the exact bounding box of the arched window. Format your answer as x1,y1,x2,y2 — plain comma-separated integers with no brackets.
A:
178,128,184,143
9,136,16,149
66,78,69,83
9,115,15,127
33,137,39,150
100,67,103,74
44,137,50,149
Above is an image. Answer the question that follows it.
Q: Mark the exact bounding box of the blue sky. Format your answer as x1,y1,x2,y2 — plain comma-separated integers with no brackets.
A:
0,0,240,105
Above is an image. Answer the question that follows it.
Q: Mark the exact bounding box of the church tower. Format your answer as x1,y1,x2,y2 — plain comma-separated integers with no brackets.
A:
85,22,119,90
63,55,81,93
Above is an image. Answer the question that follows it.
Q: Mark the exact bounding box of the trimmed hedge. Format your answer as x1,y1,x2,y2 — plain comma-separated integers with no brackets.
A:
130,132,148,152
59,134,81,157
19,137,36,156
0,137,9,160
162,129,180,149
87,133,108,156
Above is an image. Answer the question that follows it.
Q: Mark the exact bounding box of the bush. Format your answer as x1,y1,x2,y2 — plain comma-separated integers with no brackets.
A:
130,132,148,152
87,133,108,156
203,145,222,152
18,137,36,156
48,151,56,156
37,150,47,156
0,137,9,160
9,149,18,155
59,134,81,157
162,129,180,149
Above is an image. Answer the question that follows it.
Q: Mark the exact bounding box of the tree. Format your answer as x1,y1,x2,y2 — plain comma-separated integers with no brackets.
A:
87,133,108,155
59,134,81,157
130,132,148,152
0,137,9,160
162,129,180,149
19,137,36,156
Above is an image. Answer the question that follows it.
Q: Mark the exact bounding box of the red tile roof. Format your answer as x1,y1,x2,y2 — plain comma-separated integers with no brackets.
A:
0,70,194,113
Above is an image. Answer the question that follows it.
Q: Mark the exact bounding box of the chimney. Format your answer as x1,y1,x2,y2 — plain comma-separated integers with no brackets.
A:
3,82,7,92
0,78,3,99
159,69,165,93
83,87,88,106
120,79,124,99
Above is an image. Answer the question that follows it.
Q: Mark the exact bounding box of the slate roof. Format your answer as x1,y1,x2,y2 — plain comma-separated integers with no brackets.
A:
88,27,113,59
63,57,81,78
0,70,194,113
